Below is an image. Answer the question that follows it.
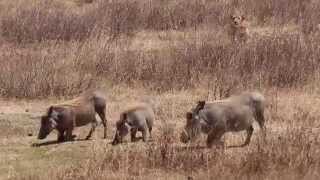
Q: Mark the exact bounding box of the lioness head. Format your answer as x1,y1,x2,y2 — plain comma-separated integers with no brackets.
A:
231,15,245,26
230,14,249,42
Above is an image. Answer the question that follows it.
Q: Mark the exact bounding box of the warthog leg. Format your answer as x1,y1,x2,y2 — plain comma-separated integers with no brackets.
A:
206,127,225,148
97,108,107,139
65,128,74,141
57,130,65,142
256,111,267,141
130,128,138,142
141,129,147,142
148,126,153,140
86,122,97,140
242,125,254,146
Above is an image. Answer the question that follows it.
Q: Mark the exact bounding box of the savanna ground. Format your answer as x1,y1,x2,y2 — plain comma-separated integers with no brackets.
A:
0,0,320,179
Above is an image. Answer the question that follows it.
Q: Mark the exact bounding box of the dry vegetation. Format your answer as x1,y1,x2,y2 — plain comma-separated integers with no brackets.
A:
0,0,320,179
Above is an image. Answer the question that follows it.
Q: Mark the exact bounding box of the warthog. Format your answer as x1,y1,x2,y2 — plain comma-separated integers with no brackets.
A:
180,92,266,148
112,104,154,145
38,91,107,142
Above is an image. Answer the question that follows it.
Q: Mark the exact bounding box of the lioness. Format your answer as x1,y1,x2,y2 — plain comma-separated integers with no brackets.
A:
230,15,249,42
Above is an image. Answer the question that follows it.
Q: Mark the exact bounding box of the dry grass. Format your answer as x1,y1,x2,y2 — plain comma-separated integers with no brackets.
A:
0,0,320,179
0,0,319,98
1,87,320,180
1,29,319,97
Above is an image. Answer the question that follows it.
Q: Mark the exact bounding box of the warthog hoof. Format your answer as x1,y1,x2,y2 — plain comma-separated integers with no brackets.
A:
31,143,40,147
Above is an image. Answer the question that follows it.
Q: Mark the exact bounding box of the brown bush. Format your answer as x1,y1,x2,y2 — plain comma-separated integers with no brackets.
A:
0,0,97,43
0,43,95,98
94,34,319,91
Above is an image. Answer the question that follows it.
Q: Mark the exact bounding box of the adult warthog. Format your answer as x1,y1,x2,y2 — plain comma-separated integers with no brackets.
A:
180,92,266,148
38,91,107,142
112,104,154,145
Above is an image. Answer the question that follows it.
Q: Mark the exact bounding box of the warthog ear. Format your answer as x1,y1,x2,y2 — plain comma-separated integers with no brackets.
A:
117,113,127,127
197,101,206,109
41,115,47,124
186,112,193,120
122,113,127,120
47,106,53,115
120,113,127,122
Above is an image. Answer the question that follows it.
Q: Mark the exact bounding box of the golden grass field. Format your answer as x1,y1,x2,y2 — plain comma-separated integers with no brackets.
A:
1,87,320,180
0,0,320,179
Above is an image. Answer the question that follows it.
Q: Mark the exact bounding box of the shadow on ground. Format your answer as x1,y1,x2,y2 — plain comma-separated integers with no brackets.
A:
31,138,90,147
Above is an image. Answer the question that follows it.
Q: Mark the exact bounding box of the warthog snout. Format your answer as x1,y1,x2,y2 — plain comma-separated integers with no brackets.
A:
180,111,202,144
111,131,120,145
38,116,57,140
38,127,51,139
37,132,47,140
180,130,190,143
112,125,129,145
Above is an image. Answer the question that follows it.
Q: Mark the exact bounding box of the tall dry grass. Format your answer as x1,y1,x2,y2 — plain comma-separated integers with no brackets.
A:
1,0,320,43
1,32,319,97
0,0,319,98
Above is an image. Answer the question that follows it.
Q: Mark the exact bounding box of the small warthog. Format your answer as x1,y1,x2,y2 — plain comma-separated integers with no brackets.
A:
180,92,266,148
38,91,107,142
112,104,154,145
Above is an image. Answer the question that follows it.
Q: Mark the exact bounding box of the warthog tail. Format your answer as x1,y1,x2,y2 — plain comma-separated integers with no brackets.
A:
256,110,265,130
250,92,266,131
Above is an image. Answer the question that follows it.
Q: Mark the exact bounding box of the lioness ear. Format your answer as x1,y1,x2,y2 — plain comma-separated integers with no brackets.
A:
241,15,245,20
186,112,193,120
